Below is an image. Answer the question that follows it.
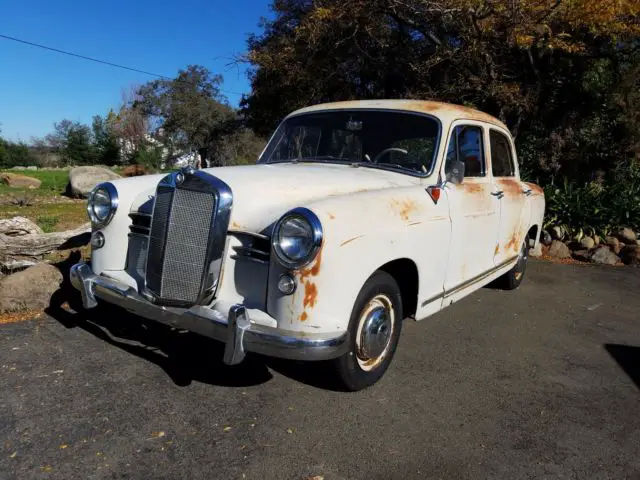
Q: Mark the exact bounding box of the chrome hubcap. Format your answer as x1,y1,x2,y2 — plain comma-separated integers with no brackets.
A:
359,307,392,359
515,241,528,280
355,295,395,371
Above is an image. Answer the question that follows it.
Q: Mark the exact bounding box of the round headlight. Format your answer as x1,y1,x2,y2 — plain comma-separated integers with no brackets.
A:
272,208,323,269
87,183,118,227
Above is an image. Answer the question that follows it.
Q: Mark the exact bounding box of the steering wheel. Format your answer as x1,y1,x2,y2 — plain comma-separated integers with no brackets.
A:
373,148,409,164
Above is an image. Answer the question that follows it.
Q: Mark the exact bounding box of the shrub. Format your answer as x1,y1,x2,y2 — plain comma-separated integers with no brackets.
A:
544,162,640,238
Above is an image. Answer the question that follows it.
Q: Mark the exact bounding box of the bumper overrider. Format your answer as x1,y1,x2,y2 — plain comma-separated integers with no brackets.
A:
70,263,348,365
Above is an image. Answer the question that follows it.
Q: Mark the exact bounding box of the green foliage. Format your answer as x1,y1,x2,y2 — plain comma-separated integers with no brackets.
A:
0,138,38,168
46,120,97,165
92,114,120,165
36,215,59,233
130,145,164,172
136,65,235,153
544,163,640,238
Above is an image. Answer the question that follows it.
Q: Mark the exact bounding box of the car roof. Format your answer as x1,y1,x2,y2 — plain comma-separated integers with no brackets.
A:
288,99,509,132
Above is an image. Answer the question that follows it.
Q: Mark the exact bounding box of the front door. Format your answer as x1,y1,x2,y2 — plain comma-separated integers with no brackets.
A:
442,122,500,293
488,128,527,264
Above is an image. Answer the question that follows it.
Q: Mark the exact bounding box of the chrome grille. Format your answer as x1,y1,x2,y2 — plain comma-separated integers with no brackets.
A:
144,169,233,306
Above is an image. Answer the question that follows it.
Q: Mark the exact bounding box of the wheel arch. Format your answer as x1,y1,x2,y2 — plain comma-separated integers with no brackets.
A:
377,258,419,319
527,224,540,247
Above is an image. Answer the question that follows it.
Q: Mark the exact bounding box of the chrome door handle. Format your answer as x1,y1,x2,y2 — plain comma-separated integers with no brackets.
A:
491,191,504,199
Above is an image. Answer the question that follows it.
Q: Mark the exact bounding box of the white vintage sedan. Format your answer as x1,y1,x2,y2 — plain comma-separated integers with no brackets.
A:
71,100,545,390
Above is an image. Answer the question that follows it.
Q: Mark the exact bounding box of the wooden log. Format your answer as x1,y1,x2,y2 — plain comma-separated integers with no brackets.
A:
0,223,91,258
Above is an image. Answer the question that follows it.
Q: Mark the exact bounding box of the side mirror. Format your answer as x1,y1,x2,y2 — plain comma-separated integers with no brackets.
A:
446,160,465,185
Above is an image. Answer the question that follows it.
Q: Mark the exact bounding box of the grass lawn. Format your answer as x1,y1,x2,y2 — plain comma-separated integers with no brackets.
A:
0,169,71,196
0,169,88,231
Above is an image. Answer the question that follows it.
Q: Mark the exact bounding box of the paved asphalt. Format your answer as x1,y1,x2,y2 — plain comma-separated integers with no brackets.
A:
1,260,639,480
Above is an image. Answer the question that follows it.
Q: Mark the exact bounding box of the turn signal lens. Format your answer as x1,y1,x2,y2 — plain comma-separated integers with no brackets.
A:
426,186,441,204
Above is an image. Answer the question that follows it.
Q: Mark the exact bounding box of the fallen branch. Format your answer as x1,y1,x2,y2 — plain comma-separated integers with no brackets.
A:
0,222,91,258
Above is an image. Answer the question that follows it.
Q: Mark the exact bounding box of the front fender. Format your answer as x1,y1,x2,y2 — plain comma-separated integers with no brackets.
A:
266,187,451,334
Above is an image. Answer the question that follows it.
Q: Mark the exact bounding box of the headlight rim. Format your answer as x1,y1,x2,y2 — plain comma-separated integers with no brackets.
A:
87,182,119,228
272,207,323,270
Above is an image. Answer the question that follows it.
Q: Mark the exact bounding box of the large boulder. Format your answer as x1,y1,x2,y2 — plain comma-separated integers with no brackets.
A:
617,227,637,244
619,245,640,266
529,243,543,257
548,240,571,259
605,236,621,254
0,263,62,312
590,246,621,266
580,236,595,250
67,166,121,198
0,172,41,189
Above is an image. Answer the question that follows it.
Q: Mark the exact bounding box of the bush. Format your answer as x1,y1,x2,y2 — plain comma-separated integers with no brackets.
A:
0,138,38,168
130,145,164,172
544,162,640,238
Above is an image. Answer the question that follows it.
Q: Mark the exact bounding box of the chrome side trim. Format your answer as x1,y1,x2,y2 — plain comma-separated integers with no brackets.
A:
70,262,348,364
421,256,518,307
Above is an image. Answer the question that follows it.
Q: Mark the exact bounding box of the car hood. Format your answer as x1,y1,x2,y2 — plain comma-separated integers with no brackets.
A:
129,163,417,234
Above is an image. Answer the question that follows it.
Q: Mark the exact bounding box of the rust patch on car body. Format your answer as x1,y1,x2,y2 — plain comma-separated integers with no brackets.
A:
461,183,483,194
340,235,363,247
408,221,422,227
230,221,243,229
298,245,322,282
390,199,418,221
505,232,519,252
524,182,544,196
496,179,522,197
494,244,500,255
327,213,336,220
299,311,308,322
303,282,318,309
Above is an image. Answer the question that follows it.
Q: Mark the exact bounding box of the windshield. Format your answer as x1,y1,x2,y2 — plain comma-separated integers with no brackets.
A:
259,110,440,175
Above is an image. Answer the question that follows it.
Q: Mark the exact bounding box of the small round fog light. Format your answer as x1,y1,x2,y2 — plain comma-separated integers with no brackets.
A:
277,274,296,295
91,231,105,249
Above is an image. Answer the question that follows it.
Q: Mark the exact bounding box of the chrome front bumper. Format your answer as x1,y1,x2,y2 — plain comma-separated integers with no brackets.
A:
69,263,348,366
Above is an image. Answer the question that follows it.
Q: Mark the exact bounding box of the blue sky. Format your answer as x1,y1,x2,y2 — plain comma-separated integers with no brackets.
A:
0,0,272,141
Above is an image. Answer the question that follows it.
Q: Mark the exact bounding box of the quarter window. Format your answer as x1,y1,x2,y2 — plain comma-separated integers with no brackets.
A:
445,125,485,177
490,130,515,177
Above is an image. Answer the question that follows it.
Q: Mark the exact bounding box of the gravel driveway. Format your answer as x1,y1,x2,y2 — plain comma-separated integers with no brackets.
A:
1,260,639,479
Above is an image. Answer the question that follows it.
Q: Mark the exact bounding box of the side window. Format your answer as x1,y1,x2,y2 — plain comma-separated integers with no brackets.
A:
445,125,485,178
490,130,515,177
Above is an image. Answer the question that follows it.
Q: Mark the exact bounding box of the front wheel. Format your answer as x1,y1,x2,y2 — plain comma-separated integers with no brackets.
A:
333,271,403,391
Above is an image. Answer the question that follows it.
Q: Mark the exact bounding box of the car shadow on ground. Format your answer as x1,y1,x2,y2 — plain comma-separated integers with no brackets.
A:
604,344,640,391
45,257,344,391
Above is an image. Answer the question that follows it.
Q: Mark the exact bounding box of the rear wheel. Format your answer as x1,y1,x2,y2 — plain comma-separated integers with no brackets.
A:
333,271,403,391
501,235,529,290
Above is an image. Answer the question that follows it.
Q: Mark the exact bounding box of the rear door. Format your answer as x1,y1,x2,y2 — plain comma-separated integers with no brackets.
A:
489,128,527,264
442,122,500,292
